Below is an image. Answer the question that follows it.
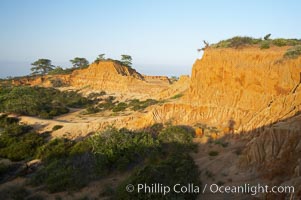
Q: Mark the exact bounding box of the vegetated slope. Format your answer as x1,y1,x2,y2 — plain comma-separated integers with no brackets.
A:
131,46,301,132
0,114,200,200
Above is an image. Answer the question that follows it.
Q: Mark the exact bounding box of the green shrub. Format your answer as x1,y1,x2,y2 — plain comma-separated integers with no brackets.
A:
0,114,19,126
98,101,115,111
128,99,158,111
48,107,69,117
260,41,270,49
31,138,95,193
143,123,164,136
97,96,116,111
158,125,194,145
284,45,301,59
52,125,63,131
31,153,97,193
115,154,201,200
50,78,66,87
87,91,106,99
171,93,183,99
84,106,100,114
273,38,290,47
0,118,45,161
1,123,32,137
29,124,200,194
89,127,159,170
36,138,73,161
212,36,301,49
213,36,261,48
48,67,74,75
0,86,90,118
112,102,128,112
69,140,91,156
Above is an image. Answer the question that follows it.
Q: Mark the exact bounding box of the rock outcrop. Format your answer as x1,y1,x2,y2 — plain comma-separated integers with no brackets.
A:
69,61,170,96
132,47,301,131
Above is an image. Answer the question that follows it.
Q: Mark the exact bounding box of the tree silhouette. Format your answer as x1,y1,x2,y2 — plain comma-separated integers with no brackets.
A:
120,55,132,67
197,40,210,52
264,33,271,40
31,59,54,75
94,54,106,64
70,57,89,69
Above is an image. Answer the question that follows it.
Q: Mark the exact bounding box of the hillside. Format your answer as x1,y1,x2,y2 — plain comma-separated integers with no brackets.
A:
1,42,301,199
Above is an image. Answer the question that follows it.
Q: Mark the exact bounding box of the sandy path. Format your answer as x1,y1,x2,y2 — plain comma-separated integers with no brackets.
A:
19,108,145,139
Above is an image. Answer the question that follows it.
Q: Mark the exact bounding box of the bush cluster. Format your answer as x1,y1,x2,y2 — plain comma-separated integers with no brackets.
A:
0,122,200,197
128,99,158,111
116,154,201,200
0,86,91,118
0,115,46,161
284,45,301,59
89,127,159,171
212,36,301,49
84,97,159,114
31,138,94,192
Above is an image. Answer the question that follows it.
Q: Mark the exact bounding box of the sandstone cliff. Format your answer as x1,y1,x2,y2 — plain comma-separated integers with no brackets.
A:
187,47,301,131
68,61,170,96
132,47,301,132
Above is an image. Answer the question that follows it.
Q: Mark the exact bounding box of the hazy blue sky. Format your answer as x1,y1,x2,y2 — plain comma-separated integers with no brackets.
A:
0,0,300,78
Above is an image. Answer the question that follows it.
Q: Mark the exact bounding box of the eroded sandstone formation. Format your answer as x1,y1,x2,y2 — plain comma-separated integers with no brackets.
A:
68,61,170,95
11,61,171,98
132,47,301,132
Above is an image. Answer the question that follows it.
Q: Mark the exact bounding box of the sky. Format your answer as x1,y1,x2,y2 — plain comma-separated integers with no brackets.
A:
0,0,300,78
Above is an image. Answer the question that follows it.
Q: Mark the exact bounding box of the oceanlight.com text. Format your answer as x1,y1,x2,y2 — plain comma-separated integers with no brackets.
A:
125,183,294,196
